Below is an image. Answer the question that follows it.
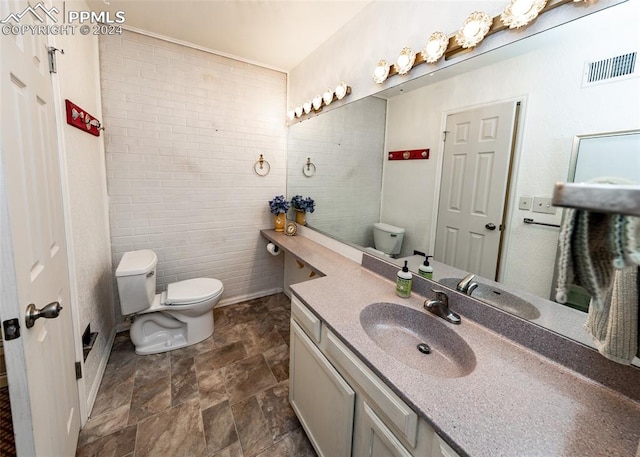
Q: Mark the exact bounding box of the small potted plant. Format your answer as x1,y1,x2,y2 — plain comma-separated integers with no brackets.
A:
291,195,315,225
268,195,289,232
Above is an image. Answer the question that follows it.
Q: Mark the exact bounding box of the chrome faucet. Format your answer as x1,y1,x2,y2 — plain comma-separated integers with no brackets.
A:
424,289,461,324
456,273,478,295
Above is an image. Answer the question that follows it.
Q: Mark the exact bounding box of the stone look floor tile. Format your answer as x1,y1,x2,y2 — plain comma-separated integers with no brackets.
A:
78,404,130,447
195,341,247,372
128,376,171,424
75,424,136,457
212,441,244,457
77,294,317,457
135,352,170,387
223,354,277,405
263,344,289,383
202,400,238,455
135,399,206,457
171,356,199,407
257,382,300,442
197,366,229,411
231,396,273,457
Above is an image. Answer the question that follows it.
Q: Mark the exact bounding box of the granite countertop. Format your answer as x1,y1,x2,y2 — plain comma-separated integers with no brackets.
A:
261,230,640,457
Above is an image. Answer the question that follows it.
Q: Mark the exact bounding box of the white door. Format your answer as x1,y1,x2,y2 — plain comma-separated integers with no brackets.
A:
434,102,518,280
0,3,80,455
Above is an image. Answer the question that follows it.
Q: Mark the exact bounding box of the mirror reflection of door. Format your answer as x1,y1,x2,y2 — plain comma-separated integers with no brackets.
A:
434,101,519,280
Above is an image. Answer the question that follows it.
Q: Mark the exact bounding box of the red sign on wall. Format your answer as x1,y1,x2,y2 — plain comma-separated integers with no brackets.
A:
65,99,102,137
388,149,429,160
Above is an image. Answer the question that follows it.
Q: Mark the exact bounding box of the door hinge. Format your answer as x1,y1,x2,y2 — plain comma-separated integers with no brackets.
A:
47,46,64,74
75,361,83,380
442,131,449,142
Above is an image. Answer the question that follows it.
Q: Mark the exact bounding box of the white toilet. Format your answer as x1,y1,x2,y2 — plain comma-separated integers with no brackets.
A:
371,222,405,257
115,249,224,355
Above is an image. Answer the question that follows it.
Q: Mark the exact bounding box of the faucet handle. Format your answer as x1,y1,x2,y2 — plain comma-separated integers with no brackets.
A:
431,289,449,305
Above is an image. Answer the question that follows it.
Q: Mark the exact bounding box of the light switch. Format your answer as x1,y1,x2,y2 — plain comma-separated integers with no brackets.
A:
518,196,532,211
532,196,557,215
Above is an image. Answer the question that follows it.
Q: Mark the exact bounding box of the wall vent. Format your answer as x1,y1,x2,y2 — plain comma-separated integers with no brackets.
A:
583,51,637,87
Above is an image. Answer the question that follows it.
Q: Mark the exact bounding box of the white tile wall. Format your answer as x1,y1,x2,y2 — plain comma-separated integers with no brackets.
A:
100,31,287,325
287,97,386,248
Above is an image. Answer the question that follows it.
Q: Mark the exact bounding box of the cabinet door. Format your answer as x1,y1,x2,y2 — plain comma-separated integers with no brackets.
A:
357,402,413,457
290,320,355,457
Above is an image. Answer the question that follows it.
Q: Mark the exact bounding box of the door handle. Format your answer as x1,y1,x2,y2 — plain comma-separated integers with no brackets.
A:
485,223,496,231
25,301,62,328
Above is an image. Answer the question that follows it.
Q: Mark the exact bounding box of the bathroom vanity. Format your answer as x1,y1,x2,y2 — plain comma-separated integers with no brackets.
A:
261,229,640,457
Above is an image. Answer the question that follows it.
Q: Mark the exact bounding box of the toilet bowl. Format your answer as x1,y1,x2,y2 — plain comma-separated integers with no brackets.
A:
372,222,405,257
116,250,223,355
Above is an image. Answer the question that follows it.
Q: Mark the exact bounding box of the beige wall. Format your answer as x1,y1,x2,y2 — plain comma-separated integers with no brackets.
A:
52,0,115,416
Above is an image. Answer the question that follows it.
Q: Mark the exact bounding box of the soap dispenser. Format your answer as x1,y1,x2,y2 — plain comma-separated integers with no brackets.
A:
396,260,412,298
418,255,433,280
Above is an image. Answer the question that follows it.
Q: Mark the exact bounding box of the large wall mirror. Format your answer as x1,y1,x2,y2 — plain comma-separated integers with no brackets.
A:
287,2,640,354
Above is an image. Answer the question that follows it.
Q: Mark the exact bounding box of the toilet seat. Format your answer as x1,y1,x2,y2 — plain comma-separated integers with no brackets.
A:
165,278,223,306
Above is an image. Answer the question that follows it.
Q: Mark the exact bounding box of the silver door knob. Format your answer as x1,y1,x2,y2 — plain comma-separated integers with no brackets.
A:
25,301,62,328
485,223,496,231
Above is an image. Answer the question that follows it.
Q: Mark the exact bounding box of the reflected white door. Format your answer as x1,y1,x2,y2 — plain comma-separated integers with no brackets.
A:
0,3,80,455
435,101,518,280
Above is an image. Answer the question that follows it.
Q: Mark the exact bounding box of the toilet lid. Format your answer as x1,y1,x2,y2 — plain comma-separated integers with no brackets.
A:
166,278,223,305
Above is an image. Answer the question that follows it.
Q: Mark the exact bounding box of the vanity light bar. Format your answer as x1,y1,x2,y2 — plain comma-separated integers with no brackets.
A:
373,0,577,84
287,81,352,122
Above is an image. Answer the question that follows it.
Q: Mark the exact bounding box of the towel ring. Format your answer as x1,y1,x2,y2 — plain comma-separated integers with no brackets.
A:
254,154,270,176
303,157,316,177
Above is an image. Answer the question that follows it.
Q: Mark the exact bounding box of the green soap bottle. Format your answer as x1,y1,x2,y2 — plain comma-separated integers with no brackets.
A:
418,255,433,280
396,260,412,298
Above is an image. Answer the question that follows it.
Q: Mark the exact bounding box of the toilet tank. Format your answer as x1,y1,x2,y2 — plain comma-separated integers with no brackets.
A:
373,222,405,255
115,250,158,314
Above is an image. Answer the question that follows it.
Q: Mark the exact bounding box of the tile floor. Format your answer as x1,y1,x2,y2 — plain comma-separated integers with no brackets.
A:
76,293,317,457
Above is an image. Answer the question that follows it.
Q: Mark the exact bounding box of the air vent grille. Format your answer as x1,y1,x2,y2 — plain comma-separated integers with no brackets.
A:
583,52,637,86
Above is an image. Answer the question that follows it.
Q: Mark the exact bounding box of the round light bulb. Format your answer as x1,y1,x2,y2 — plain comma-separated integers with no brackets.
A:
312,95,322,111
287,109,295,121
294,106,303,118
303,100,312,114
335,82,347,100
323,89,334,105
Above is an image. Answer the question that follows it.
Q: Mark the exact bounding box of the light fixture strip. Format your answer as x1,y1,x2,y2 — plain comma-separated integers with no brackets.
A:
288,82,352,121
376,0,576,84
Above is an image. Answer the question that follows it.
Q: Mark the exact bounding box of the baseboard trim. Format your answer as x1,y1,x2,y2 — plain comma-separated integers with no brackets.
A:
85,327,116,419
216,288,284,308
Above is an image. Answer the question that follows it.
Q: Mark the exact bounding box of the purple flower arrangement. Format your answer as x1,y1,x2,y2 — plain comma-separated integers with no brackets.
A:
268,195,289,214
291,195,315,213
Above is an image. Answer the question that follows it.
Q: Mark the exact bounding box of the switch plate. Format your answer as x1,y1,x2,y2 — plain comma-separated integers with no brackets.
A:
532,196,557,214
518,196,532,211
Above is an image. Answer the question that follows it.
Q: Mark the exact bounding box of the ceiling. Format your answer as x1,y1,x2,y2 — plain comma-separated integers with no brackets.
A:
87,0,372,72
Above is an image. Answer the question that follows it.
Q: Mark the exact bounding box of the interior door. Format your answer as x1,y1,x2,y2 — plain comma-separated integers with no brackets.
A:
434,101,518,280
0,3,80,455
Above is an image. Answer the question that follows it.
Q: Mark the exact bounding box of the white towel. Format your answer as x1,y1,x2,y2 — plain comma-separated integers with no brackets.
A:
585,266,639,365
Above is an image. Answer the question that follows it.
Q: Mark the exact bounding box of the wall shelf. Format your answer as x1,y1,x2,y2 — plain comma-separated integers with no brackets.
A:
552,182,640,217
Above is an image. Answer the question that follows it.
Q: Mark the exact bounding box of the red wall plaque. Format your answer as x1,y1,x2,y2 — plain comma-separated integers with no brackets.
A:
388,149,429,160
65,99,102,137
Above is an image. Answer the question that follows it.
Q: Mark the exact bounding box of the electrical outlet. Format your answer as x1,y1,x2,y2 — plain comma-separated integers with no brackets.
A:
518,196,532,211
532,196,557,214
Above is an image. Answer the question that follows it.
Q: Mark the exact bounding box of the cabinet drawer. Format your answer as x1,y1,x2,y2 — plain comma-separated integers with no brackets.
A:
323,328,418,447
291,295,321,343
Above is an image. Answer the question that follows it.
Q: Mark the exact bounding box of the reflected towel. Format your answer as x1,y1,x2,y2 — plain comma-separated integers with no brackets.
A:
555,209,639,309
585,266,639,365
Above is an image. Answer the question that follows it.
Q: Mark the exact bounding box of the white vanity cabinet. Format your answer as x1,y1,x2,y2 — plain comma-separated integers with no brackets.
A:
290,296,461,457
290,311,355,457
